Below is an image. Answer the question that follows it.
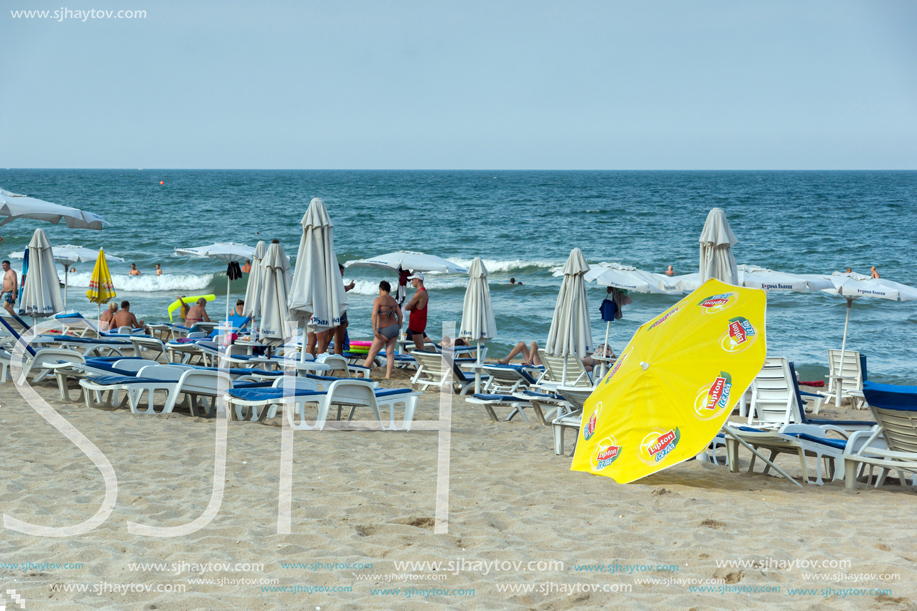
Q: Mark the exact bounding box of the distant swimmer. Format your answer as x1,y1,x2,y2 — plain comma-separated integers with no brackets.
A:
70,266,77,273
509,277,523,286
845,267,853,274
871,266,880,279
241,259,252,273
129,263,141,276
665,265,675,277
155,263,163,276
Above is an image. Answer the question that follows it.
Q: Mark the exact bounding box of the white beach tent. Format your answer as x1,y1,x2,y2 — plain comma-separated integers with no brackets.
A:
174,242,255,321
545,248,592,381
20,229,64,320
10,245,125,309
242,241,268,327
0,187,110,230
699,208,739,285
822,272,917,405
288,198,348,362
258,241,293,346
459,257,497,393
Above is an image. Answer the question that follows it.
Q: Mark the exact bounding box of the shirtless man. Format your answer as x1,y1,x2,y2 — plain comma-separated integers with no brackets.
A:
178,297,210,327
404,272,429,352
129,263,141,276
241,259,252,273
2,260,18,316
113,300,145,331
155,264,163,276
870,266,881,279
665,265,675,276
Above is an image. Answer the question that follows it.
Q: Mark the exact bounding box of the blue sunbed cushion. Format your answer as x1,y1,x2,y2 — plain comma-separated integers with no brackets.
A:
87,356,144,363
76,361,141,377
522,390,560,400
863,380,917,412
86,375,163,385
374,388,414,398
232,381,275,389
227,388,326,401
471,394,525,402
807,417,876,428
785,433,848,450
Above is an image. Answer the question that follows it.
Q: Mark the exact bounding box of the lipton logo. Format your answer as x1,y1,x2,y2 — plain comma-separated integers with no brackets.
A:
602,347,632,385
592,436,621,471
694,371,733,420
638,427,681,465
649,305,680,329
720,317,758,353
583,401,602,441
698,292,738,314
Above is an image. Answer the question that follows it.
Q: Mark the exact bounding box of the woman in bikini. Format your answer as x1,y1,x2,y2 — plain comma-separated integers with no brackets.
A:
363,280,403,379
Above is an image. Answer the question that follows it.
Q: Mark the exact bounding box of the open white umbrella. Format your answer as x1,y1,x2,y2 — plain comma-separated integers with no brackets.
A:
20,228,64,320
737,265,833,292
545,248,592,381
258,241,293,346
242,241,268,328
574,262,679,359
0,188,110,229
175,242,254,321
699,208,738,285
459,257,497,393
10,245,124,309
822,272,917,405
288,198,348,362
345,251,467,274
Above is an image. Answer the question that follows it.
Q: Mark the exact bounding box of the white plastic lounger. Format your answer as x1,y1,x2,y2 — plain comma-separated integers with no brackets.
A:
725,424,850,485
410,351,488,395
537,350,593,390
0,347,85,385
820,349,867,409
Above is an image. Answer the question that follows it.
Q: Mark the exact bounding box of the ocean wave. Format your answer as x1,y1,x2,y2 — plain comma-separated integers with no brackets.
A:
446,258,558,274
65,272,216,293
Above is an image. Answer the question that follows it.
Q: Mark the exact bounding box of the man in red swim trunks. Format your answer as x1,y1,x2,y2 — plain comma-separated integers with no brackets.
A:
404,272,429,352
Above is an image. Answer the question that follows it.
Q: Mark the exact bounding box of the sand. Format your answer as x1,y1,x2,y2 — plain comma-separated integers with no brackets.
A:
0,368,915,611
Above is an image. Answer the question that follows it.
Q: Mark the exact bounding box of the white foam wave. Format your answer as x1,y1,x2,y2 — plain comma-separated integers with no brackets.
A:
446,258,558,273
64,271,215,293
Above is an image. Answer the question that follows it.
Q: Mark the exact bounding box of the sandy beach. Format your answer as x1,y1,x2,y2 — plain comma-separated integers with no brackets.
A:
0,366,914,611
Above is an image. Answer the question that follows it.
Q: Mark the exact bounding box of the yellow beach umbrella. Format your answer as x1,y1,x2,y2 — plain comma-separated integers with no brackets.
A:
571,278,766,483
86,249,116,321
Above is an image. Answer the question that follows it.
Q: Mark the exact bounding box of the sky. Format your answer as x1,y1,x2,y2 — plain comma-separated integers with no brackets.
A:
2,0,916,169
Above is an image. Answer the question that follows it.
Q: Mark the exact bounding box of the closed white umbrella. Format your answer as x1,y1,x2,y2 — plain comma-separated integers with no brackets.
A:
699,208,738,285
459,258,497,393
258,241,293,346
175,242,254,321
288,198,348,362
20,228,64,320
242,241,268,325
822,272,917,405
546,248,592,381
0,188,110,230
10,245,124,309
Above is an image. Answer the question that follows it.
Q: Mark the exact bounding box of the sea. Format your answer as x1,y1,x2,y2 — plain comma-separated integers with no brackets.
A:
0,170,915,384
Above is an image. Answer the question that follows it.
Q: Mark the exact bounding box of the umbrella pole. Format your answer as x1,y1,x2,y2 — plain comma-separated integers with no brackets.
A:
474,340,482,394
836,298,852,406
562,357,568,384
64,265,68,310
301,327,308,363
226,276,231,323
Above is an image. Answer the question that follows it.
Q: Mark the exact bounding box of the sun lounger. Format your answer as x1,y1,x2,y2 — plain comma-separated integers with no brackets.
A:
410,351,488,395
787,362,875,434
537,349,593,390
725,424,852,485
843,381,917,490
480,364,540,393
820,350,867,409
225,377,421,431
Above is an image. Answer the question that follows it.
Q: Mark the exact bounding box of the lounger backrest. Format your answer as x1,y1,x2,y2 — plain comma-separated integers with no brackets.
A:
33,348,85,369
0,316,37,356
112,358,160,373
326,380,379,412
318,355,350,377
178,369,232,396
863,381,917,455
412,352,449,381
749,357,795,427
538,350,591,387
826,350,862,396
135,366,186,382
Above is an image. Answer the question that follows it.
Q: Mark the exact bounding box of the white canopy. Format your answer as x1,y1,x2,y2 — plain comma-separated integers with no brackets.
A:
345,251,467,274
242,241,268,320
288,199,348,362
258,241,293,345
578,262,680,294
699,208,738,285
20,228,64,318
671,266,834,294
545,248,592,369
175,242,254,320
0,188,109,230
